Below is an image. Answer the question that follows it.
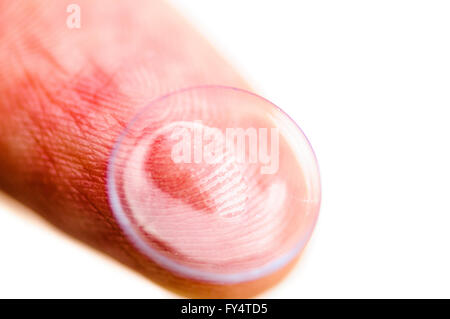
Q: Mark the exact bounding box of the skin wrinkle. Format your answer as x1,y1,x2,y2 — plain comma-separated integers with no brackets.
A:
0,0,302,297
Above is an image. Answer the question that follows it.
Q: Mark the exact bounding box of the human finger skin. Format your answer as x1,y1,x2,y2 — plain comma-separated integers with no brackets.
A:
0,0,312,298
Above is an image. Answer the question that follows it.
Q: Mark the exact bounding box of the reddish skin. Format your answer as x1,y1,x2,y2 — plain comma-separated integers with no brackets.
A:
0,0,303,297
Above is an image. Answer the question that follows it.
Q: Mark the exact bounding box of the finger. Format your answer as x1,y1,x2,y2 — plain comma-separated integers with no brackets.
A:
0,0,314,298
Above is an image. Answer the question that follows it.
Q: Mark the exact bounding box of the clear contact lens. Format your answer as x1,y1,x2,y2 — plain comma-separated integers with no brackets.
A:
107,86,320,283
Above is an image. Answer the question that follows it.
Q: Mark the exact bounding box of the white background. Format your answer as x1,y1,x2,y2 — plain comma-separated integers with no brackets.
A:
1,0,450,298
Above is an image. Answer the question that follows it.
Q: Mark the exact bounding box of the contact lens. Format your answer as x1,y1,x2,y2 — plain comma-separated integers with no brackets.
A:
107,86,320,283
